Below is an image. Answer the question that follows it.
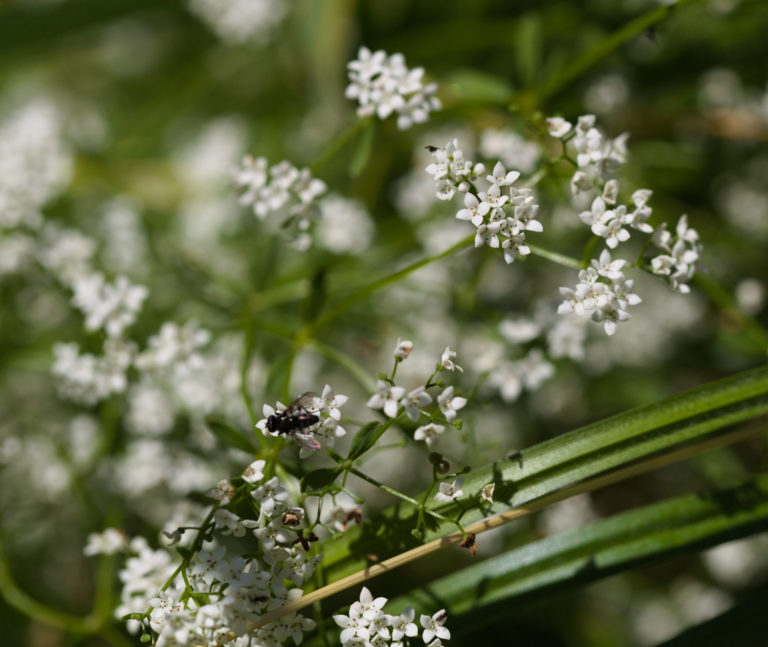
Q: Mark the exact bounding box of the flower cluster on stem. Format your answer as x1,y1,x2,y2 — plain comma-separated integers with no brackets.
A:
333,586,450,647
425,140,542,263
346,46,441,130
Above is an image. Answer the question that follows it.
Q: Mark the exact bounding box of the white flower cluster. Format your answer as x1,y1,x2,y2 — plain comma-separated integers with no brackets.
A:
52,339,135,406
547,115,628,195
650,214,702,293
235,155,327,250
187,0,287,44
334,586,450,647
346,46,441,130
71,273,148,338
135,321,212,373
257,385,348,457
548,114,703,336
558,250,642,336
112,464,318,646
367,343,466,449
425,140,542,263
0,97,72,230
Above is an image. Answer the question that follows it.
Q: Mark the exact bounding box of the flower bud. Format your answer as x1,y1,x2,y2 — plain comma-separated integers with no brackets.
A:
394,338,413,360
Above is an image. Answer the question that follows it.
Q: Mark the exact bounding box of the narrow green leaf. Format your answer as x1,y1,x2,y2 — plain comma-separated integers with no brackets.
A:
205,417,257,454
301,467,342,491
319,364,768,580
348,122,375,178
444,69,514,104
346,421,381,460
515,13,542,86
391,475,768,621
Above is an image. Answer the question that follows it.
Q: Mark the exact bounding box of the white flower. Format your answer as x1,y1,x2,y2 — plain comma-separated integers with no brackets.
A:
212,479,234,504
390,607,418,641
242,459,266,484
456,193,489,226
357,586,388,621
591,248,626,280
394,338,414,360
437,386,467,423
481,483,495,504
367,380,406,418
400,386,432,421
650,214,702,293
414,423,446,448
321,384,349,421
486,161,520,187
434,479,464,502
420,609,451,643
84,528,127,556
546,116,573,138
440,346,463,372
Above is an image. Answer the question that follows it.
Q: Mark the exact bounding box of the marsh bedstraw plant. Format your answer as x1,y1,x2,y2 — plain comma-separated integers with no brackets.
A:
26,35,705,647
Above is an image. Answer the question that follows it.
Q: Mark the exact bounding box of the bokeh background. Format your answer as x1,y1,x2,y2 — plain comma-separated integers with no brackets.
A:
1,0,767,645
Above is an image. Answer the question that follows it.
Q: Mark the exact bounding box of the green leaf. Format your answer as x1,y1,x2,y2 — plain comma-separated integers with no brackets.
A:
388,474,768,627
346,421,381,460
444,68,514,104
301,467,342,491
205,417,257,454
348,122,375,179
515,13,542,86
319,363,768,580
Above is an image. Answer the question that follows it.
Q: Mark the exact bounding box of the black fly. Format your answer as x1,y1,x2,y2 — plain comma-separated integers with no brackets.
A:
266,392,322,451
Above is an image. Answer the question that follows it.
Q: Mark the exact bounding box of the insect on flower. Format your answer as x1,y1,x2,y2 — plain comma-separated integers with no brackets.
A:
266,392,322,451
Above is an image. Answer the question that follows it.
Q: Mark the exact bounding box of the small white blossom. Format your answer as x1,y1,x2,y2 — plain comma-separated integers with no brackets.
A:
394,338,414,360
481,483,495,504
650,214,702,293
390,607,418,641
440,346,463,372
242,459,266,484
413,423,446,448
84,528,127,556
437,386,467,423
367,380,406,418
421,609,451,643
434,478,464,502
546,116,573,138
401,386,433,422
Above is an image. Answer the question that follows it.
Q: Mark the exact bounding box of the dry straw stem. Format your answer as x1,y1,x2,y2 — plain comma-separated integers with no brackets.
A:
248,423,763,630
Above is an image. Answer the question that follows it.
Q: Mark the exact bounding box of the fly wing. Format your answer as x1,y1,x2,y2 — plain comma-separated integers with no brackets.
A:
287,391,321,413
291,431,321,452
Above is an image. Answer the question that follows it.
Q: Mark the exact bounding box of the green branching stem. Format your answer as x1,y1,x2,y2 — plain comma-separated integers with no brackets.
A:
348,467,462,531
527,244,583,270
533,0,706,105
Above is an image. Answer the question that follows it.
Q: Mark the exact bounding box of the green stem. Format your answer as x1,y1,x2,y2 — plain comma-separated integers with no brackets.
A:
534,0,705,104
311,234,475,332
527,244,583,270
240,309,259,428
310,118,371,174
349,468,458,527
306,339,377,393
0,540,100,633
